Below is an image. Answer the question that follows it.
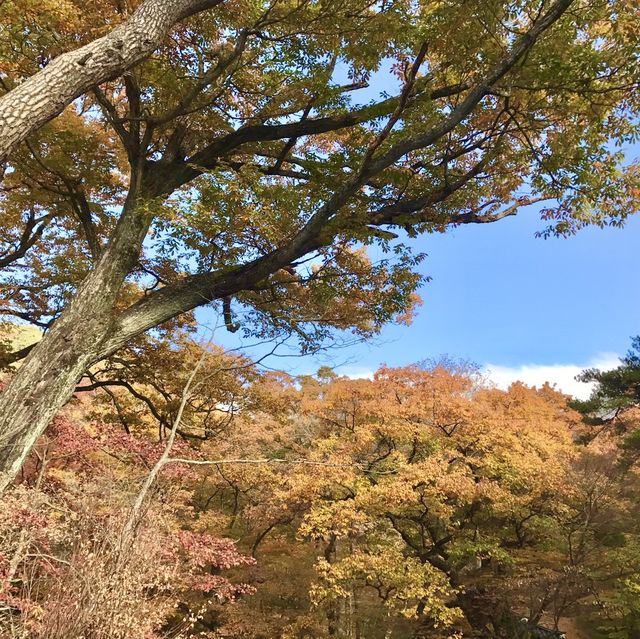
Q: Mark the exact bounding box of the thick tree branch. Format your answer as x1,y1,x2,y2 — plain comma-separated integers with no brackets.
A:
0,0,225,164
0,211,54,269
0,343,38,369
148,80,472,194
69,188,101,260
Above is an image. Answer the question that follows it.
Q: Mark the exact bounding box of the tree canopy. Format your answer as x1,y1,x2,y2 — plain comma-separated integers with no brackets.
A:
0,0,639,489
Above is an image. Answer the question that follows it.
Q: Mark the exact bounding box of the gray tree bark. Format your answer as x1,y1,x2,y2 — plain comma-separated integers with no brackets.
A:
0,0,222,164
0,192,151,493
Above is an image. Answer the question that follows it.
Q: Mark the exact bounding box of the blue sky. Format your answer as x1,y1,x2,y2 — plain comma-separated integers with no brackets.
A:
367,205,639,366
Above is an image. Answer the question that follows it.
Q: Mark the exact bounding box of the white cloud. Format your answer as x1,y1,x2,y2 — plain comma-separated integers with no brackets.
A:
338,354,621,400
339,366,375,380
484,353,620,399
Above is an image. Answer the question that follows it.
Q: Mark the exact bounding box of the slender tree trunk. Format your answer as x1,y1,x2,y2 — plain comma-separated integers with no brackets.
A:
120,349,204,551
0,0,223,164
0,197,149,493
325,535,340,637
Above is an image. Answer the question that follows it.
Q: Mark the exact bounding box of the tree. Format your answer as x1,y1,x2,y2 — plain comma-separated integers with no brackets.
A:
571,337,640,432
76,326,259,439
1,0,639,491
571,336,640,466
200,364,588,637
0,396,256,638
203,363,640,638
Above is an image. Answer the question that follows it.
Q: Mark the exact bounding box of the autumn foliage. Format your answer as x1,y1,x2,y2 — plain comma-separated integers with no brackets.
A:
1,1,640,632
2,339,640,638
0,408,255,639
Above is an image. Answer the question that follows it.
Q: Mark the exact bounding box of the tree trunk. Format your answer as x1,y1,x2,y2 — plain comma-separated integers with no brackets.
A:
0,179,321,492
0,197,149,493
0,0,222,163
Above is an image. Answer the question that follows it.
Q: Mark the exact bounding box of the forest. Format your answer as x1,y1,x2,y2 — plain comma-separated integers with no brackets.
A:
0,0,639,637
2,331,640,638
